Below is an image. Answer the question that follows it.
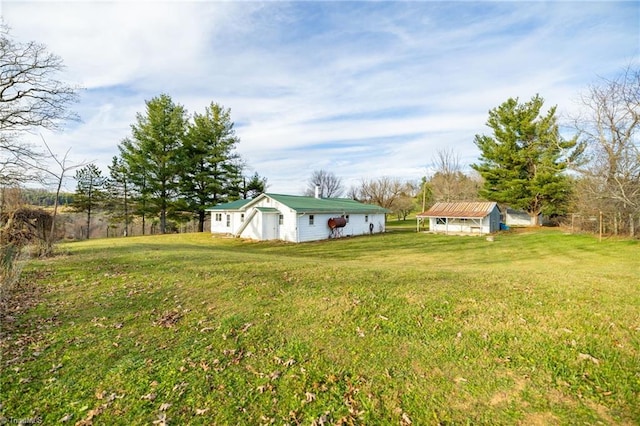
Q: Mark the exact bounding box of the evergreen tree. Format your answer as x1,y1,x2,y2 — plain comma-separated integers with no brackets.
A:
72,163,106,239
180,102,240,232
472,95,583,224
241,172,268,199
121,94,188,234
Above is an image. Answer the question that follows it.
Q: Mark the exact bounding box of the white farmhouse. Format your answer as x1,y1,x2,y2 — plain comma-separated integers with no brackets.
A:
416,201,501,235
206,193,389,243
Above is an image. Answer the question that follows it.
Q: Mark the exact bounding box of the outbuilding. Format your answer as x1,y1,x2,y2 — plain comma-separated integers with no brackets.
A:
416,201,501,235
504,208,543,227
207,193,389,243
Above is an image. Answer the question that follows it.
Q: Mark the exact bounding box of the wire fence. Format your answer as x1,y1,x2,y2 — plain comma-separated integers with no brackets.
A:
566,211,638,239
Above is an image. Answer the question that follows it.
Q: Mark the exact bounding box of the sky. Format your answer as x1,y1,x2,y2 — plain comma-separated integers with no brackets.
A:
2,1,639,195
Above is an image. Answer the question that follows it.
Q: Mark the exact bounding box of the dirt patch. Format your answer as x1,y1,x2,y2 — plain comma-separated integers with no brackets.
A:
489,372,527,406
518,412,559,425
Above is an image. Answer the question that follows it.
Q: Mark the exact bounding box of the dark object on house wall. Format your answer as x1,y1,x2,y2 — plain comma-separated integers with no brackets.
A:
328,217,347,229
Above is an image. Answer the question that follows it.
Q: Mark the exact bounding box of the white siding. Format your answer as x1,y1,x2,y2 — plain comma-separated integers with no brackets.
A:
210,195,388,243
429,218,489,234
211,211,244,235
296,213,387,243
505,209,538,226
428,206,500,235
239,211,263,240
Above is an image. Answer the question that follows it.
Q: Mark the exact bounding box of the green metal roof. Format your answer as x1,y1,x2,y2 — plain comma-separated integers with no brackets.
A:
206,194,389,214
205,198,252,211
266,193,389,214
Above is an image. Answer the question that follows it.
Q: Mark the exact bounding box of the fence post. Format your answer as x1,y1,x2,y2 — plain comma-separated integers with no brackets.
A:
599,211,603,242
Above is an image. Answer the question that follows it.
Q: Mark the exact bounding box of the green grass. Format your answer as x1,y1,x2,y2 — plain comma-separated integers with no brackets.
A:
1,229,639,425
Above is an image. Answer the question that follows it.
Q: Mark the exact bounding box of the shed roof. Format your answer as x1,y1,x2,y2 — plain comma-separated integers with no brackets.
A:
417,202,498,219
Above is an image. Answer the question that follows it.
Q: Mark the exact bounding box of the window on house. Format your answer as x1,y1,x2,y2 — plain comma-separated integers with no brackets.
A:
215,213,222,222
436,217,447,225
226,215,231,227
240,213,245,222
279,215,283,225
365,215,369,223
309,215,314,225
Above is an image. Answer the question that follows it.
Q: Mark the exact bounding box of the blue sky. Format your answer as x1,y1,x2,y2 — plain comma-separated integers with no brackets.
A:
3,1,639,194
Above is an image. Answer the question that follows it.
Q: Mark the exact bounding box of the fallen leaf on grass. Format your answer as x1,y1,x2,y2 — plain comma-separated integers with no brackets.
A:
154,310,182,328
305,392,316,403
172,382,188,397
578,353,600,365
59,413,73,422
401,412,412,425
141,393,156,401
311,412,331,426
269,371,281,381
105,393,123,403
152,413,167,426
77,403,107,425
454,377,467,384
195,408,209,415
159,403,171,411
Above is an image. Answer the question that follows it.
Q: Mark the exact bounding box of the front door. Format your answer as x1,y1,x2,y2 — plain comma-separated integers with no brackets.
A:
262,213,279,240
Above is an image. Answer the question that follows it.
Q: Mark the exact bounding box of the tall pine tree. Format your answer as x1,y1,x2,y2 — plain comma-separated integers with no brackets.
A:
472,95,583,224
121,94,188,234
180,102,241,232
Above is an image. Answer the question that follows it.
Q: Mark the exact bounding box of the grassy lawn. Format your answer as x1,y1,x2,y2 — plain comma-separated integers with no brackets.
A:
1,228,638,425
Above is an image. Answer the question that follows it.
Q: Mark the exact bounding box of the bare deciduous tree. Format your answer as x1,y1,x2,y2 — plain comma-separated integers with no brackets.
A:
19,137,84,253
429,148,480,203
573,66,640,235
358,176,411,210
304,169,344,198
0,23,79,185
